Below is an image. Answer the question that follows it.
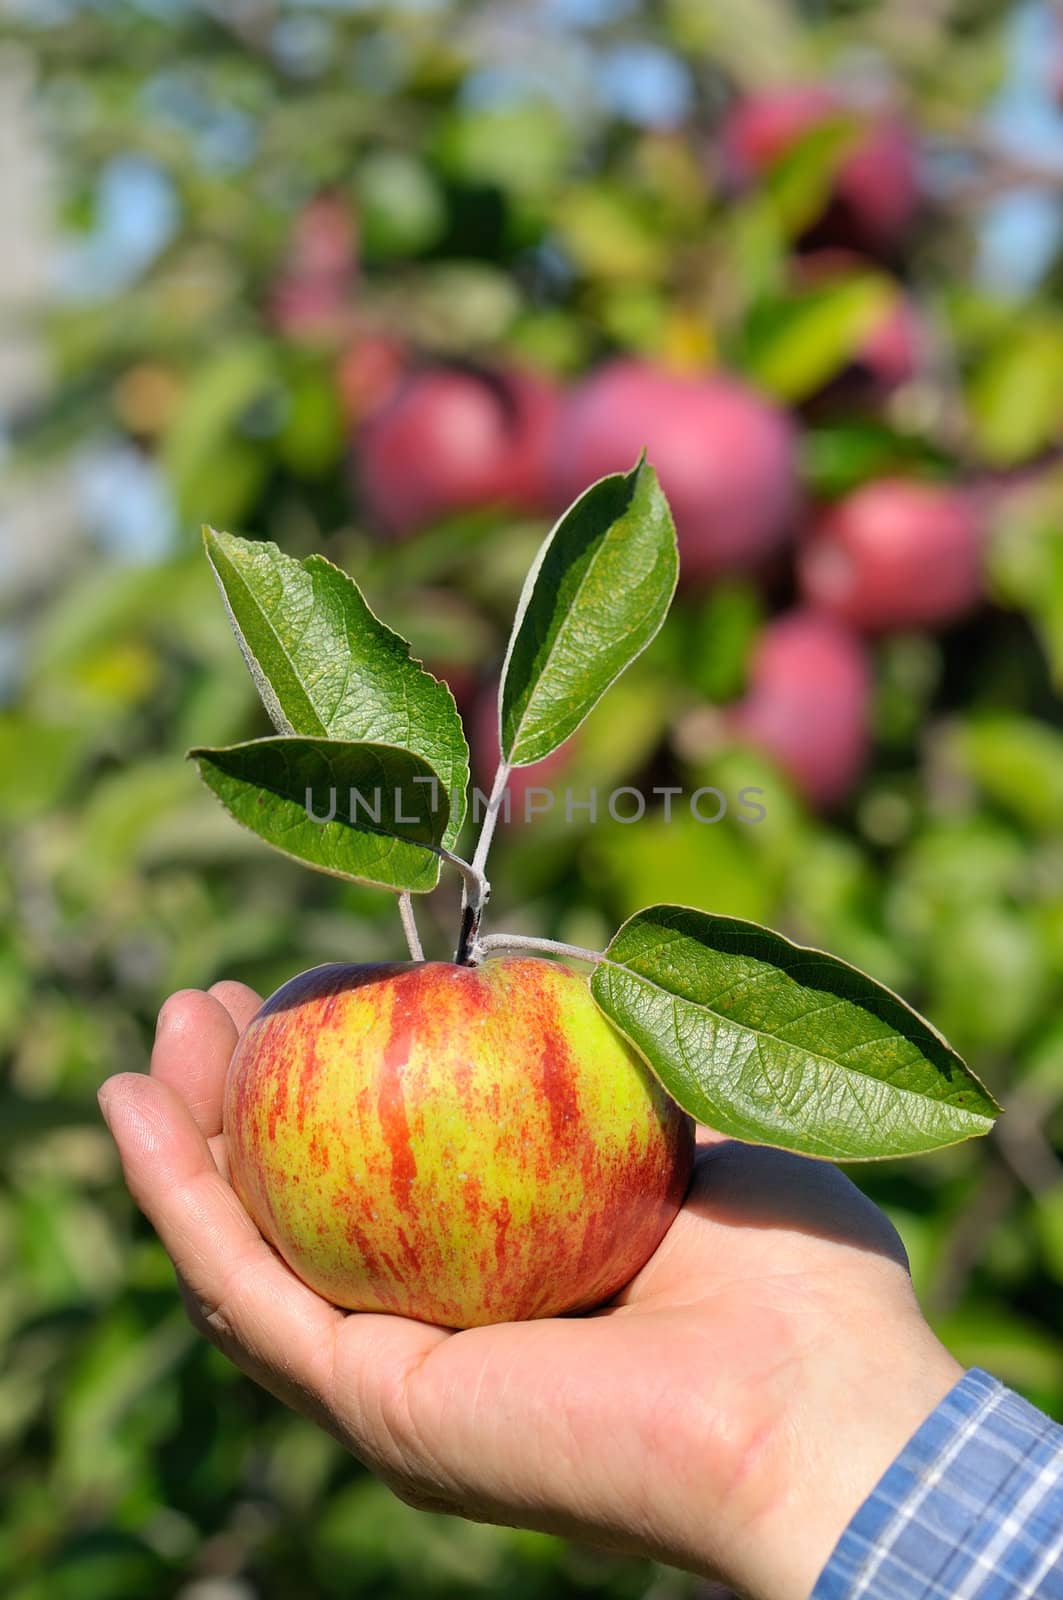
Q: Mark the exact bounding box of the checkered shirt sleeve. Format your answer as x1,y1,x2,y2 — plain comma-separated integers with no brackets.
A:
811,1368,1063,1599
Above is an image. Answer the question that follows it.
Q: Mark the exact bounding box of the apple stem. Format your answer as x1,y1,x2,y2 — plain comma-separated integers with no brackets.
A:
454,902,479,967
397,892,424,962
471,933,604,967
454,758,510,963
438,845,490,965
471,758,511,884
438,846,489,906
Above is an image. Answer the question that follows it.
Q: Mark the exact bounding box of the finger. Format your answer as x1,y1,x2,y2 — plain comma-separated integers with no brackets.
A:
99,1070,343,1413
150,990,238,1139
98,1070,451,1470
208,980,263,1036
208,1131,228,1181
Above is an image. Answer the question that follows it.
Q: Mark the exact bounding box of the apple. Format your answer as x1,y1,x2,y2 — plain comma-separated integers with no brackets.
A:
335,332,408,426
858,292,921,389
722,86,918,254
727,609,872,808
550,360,799,582
270,193,358,340
798,478,983,632
289,193,359,283
356,365,560,537
223,956,694,1328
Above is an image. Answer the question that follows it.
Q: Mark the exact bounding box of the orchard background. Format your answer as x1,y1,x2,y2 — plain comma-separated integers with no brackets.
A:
2,1,1063,1596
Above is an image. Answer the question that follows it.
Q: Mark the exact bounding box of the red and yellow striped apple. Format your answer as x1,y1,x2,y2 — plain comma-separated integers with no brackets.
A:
224,956,694,1329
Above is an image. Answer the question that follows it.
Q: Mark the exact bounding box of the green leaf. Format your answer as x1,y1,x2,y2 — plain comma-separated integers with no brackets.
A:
356,149,446,260
745,275,893,402
932,1306,1063,1405
163,340,276,521
189,738,450,893
987,490,1063,689
1033,1188,1063,1282
686,582,763,702
802,420,944,498
203,528,469,849
667,0,804,80
0,716,86,821
554,183,667,283
591,904,999,1160
588,812,777,926
922,904,1047,1059
499,456,678,766
765,117,859,238
437,100,573,198
954,715,1063,835
968,322,1063,466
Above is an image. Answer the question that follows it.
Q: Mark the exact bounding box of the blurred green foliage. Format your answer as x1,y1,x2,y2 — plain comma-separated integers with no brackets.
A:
1,1,1062,1596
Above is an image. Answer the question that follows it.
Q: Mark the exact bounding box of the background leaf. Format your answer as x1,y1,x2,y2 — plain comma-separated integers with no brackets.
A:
190,738,449,893
162,342,277,526
987,485,1063,689
968,320,1063,465
204,529,469,848
591,904,999,1159
499,457,677,766
744,275,894,401
953,715,1063,836
5,2,1063,1590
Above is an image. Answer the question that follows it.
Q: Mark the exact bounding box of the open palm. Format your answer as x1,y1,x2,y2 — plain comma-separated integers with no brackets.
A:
99,980,960,1600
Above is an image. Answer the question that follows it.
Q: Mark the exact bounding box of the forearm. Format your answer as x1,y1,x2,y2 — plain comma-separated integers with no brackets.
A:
750,1333,963,1599
705,1344,1063,1600
812,1367,1063,1600
689,1307,964,1600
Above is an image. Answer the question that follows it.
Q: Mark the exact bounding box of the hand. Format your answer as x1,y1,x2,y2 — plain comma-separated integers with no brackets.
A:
99,983,962,1600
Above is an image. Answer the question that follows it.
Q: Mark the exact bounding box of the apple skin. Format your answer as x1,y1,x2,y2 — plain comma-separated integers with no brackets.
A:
798,478,983,633
727,609,872,809
550,360,799,581
356,365,560,537
224,956,694,1329
722,87,918,254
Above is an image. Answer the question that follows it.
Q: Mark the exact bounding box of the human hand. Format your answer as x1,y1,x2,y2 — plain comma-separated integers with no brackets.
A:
99,982,962,1600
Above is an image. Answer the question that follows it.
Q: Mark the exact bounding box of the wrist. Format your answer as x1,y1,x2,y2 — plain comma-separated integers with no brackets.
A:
721,1303,963,1600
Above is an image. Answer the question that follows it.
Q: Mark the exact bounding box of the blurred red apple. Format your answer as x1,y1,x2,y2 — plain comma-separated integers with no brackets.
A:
727,609,872,808
723,86,918,254
421,657,478,725
551,360,799,582
356,365,560,536
798,478,983,633
336,332,408,426
270,192,358,340
859,293,921,388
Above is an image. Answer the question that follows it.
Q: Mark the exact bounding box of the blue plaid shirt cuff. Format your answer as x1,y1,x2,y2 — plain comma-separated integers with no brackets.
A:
811,1368,1063,1599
